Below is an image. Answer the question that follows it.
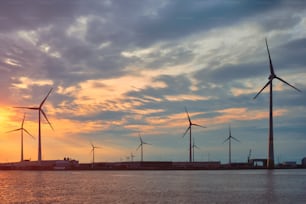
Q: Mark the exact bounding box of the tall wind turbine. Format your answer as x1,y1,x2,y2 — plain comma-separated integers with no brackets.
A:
15,88,53,162
6,113,34,161
183,107,205,162
91,143,100,168
136,134,150,162
253,38,301,169
223,125,239,165
192,138,199,162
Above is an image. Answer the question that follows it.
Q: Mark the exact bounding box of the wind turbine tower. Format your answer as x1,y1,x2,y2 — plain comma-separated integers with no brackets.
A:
183,107,206,162
6,113,34,161
253,38,301,169
223,124,239,165
15,88,53,162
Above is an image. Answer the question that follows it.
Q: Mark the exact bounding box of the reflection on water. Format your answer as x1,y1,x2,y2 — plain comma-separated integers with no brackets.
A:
0,170,305,203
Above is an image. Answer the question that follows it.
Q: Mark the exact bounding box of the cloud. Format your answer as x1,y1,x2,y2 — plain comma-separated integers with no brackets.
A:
12,76,53,89
134,0,281,46
0,0,78,32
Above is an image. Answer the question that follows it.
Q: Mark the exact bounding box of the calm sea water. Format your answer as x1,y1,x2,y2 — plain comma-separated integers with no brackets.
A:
0,169,305,204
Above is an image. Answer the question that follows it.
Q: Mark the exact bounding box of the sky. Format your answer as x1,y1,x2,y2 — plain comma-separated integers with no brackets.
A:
0,0,305,164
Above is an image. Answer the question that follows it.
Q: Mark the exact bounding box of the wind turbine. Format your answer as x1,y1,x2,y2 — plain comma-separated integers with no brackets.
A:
136,134,150,162
15,88,53,162
247,149,252,163
223,125,240,165
183,106,206,162
91,143,100,168
130,152,135,162
253,38,301,169
192,138,199,162
6,113,34,162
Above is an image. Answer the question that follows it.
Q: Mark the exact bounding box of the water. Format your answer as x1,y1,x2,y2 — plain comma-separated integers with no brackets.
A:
0,169,305,204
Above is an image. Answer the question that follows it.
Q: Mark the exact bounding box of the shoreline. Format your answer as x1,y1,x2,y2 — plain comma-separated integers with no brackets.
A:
0,160,304,171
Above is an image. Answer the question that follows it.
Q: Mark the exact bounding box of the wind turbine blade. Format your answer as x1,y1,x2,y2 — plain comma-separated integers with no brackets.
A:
265,38,275,76
184,106,191,123
14,106,38,110
228,124,231,136
41,110,54,130
139,136,144,144
182,126,190,137
136,144,142,151
192,123,206,128
6,128,22,133
232,136,240,143
21,113,26,127
40,88,53,108
275,76,302,92
23,128,35,139
223,137,230,144
253,80,271,99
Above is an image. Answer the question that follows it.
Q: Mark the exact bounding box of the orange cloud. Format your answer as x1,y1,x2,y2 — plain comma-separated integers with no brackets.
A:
165,94,212,101
55,74,167,117
199,107,287,129
11,77,53,89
